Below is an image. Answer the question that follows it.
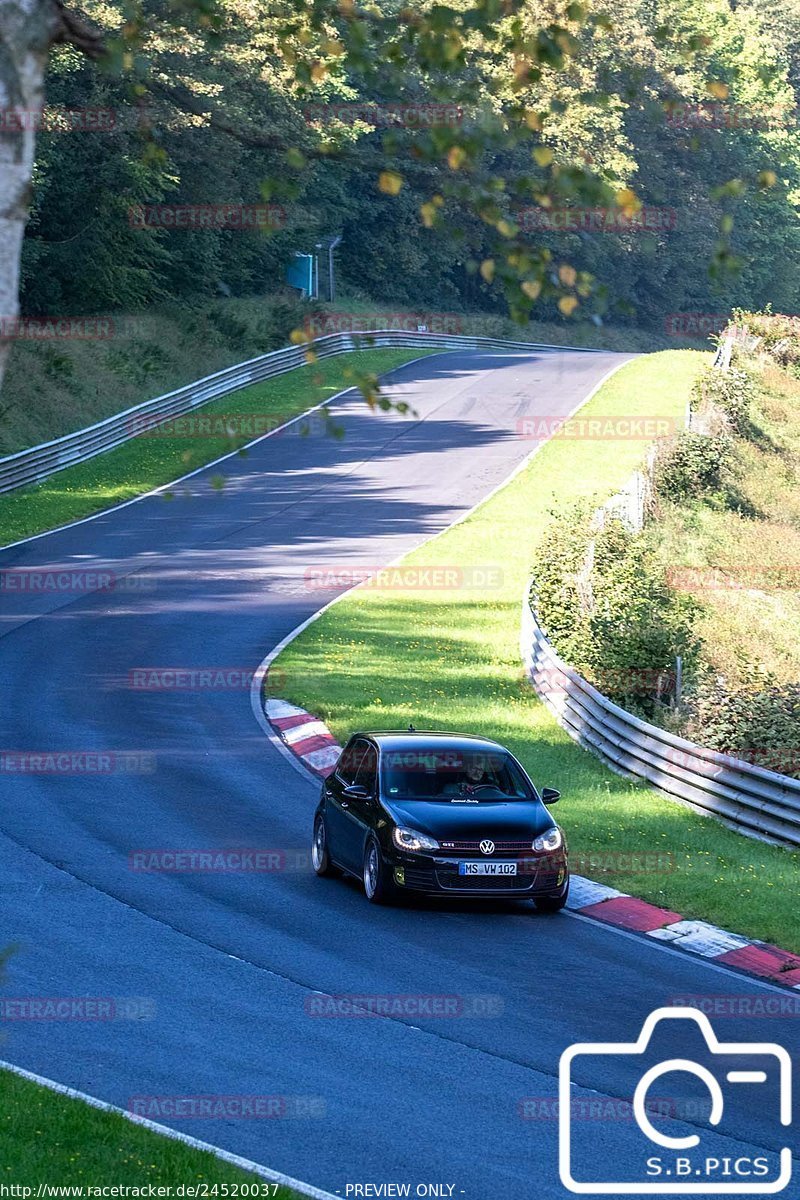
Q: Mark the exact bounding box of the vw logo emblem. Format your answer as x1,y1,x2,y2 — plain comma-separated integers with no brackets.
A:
479,839,495,855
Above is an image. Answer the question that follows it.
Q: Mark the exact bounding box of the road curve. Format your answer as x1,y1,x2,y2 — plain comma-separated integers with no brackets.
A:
1,349,797,1200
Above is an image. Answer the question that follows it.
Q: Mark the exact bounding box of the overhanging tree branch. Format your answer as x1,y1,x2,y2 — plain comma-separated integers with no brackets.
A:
50,0,106,59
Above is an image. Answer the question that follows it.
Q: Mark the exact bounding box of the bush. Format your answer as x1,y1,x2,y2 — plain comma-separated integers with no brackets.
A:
731,308,800,369
693,365,755,432
533,503,699,717
107,338,174,386
683,675,800,779
653,431,733,503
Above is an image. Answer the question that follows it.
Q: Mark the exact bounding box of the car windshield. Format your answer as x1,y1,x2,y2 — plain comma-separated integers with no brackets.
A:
381,747,533,802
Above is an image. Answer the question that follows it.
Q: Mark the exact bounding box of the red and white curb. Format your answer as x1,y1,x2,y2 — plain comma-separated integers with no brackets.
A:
265,699,800,990
555,877,800,989
265,699,342,777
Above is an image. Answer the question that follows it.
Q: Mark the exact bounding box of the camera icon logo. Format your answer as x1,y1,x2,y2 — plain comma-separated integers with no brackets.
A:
559,1006,792,1194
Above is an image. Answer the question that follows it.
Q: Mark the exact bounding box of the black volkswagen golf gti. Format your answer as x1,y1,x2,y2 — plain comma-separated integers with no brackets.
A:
311,731,569,909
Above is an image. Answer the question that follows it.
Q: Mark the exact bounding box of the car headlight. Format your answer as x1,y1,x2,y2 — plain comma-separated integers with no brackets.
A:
533,827,563,853
392,827,440,853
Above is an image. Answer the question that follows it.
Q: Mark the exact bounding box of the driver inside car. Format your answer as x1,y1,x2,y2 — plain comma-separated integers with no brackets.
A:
441,756,492,795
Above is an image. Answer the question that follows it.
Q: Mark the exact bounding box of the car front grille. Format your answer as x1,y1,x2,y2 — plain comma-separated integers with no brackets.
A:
436,840,533,856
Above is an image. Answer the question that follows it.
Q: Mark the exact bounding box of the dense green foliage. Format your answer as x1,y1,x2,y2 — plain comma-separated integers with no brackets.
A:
684,675,800,774
21,0,800,331
534,313,800,776
533,501,699,715
653,431,734,501
694,364,756,431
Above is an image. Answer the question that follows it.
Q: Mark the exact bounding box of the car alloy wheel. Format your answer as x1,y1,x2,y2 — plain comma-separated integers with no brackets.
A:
312,814,336,877
363,837,396,904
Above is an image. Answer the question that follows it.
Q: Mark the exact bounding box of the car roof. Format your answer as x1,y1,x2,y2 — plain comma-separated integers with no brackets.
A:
353,731,508,754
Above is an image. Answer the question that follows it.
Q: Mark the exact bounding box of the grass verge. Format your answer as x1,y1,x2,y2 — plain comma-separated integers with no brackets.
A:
647,355,800,686
0,1067,300,1193
0,348,438,547
272,348,800,953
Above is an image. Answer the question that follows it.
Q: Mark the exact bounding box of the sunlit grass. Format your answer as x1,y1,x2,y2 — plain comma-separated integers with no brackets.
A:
275,349,800,952
0,1068,300,1191
0,349,437,546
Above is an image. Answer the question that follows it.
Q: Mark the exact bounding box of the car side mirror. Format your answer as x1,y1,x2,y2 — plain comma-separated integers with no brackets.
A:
343,784,370,800
541,787,561,805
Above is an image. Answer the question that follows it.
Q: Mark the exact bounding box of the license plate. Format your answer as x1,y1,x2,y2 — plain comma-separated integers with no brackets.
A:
458,861,517,876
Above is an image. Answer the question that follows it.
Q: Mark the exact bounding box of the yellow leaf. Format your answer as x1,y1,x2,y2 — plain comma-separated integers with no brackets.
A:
497,219,515,237
533,146,554,167
559,295,579,316
616,187,640,216
480,259,496,283
707,80,729,100
758,170,778,188
420,202,437,228
378,171,404,195
521,280,541,300
289,328,309,344
558,264,577,286
524,110,543,131
311,62,328,82
447,146,467,170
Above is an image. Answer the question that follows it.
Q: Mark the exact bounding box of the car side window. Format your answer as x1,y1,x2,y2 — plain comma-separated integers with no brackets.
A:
336,739,366,787
354,744,378,794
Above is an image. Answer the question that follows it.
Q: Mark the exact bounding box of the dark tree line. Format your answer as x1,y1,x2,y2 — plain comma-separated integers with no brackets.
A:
6,0,800,372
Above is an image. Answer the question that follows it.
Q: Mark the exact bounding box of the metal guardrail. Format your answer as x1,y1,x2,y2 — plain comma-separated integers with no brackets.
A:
0,330,601,496
520,598,800,847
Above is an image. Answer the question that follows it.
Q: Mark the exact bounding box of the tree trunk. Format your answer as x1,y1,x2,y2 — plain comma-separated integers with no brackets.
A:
0,0,60,400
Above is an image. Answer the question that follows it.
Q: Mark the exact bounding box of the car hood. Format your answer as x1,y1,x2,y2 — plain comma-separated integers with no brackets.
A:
380,797,556,841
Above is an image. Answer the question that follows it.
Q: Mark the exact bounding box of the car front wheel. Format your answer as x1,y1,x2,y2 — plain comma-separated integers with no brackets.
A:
312,814,337,877
363,838,397,905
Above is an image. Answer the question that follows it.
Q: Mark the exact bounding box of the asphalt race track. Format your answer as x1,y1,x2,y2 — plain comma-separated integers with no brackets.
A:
1,349,798,1199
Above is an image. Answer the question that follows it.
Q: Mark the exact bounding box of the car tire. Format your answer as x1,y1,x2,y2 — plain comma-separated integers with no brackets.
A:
311,814,338,877
534,888,569,913
363,837,397,905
